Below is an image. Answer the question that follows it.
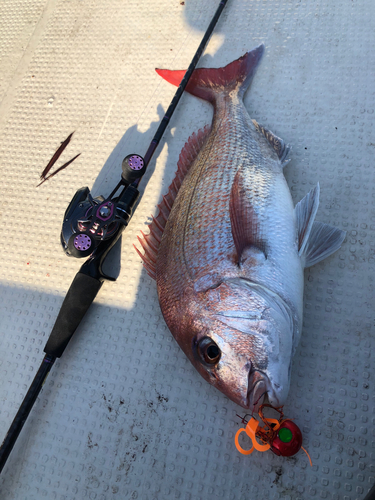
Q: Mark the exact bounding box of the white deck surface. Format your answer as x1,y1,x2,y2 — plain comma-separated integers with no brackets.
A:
0,0,374,499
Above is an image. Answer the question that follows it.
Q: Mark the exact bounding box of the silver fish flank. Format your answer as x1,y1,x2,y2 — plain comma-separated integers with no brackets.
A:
136,45,346,411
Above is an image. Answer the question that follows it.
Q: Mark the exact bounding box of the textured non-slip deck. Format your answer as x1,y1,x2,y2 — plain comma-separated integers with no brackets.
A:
0,1,374,499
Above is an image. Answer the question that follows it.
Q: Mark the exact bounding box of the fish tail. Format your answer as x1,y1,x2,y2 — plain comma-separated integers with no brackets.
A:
156,44,265,103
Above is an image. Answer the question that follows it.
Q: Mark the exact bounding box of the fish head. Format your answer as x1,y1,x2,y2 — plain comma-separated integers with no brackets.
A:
178,277,295,411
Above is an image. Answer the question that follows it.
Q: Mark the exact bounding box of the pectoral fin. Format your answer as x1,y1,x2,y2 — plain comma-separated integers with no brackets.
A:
229,168,266,264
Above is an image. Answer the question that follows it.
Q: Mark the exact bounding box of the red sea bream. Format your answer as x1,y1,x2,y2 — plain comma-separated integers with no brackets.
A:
136,45,346,411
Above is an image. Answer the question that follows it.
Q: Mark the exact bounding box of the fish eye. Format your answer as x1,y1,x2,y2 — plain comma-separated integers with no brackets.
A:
197,337,221,365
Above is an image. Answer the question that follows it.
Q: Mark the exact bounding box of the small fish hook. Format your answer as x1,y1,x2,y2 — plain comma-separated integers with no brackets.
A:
235,403,312,465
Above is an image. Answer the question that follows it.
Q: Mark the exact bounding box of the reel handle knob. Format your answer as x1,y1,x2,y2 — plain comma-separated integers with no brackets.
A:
67,232,97,258
121,154,146,183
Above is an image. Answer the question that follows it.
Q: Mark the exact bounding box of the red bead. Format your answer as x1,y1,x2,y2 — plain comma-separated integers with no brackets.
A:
271,420,303,457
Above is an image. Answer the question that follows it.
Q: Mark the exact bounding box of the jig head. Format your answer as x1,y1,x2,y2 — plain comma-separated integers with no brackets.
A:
235,404,312,465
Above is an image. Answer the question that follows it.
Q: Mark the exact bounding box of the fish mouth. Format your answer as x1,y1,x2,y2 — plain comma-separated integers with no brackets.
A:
247,370,274,412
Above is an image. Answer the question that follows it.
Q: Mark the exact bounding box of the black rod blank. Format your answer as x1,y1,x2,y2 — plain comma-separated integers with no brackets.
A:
137,0,229,183
0,354,56,473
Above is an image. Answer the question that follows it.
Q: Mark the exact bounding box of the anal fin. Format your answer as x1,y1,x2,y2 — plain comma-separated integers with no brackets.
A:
301,221,346,268
295,183,346,267
252,119,291,166
135,125,211,279
295,183,320,255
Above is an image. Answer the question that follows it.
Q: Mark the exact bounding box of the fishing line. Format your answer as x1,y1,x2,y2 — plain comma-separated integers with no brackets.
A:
94,0,207,194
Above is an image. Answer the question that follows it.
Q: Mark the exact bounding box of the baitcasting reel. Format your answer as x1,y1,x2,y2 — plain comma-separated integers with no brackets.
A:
61,154,146,258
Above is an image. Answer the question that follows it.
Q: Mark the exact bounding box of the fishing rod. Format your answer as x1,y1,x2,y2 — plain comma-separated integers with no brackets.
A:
0,0,228,474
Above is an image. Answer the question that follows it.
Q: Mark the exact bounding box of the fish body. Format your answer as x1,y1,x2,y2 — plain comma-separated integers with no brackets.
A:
136,45,345,410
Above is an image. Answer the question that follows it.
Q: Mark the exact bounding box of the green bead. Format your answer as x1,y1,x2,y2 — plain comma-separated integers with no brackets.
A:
278,427,293,443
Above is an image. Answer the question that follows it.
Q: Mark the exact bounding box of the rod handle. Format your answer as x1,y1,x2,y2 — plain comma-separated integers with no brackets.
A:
44,273,103,358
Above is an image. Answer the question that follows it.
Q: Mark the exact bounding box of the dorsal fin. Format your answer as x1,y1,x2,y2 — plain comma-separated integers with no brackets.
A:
134,125,211,279
252,119,291,166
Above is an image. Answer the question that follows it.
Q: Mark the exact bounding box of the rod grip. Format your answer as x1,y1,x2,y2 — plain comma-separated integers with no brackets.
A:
44,273,103,357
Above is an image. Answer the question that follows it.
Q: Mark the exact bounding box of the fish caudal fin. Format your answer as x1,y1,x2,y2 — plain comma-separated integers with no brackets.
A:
156,44,265,103
134,125,211,279
295,184,346,267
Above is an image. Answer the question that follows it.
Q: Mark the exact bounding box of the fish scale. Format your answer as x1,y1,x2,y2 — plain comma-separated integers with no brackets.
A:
136,45,346,411
183,100,253,275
